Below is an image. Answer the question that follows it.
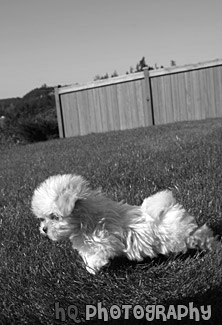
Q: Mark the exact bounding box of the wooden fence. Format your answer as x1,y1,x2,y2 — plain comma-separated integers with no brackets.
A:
55,59,222,138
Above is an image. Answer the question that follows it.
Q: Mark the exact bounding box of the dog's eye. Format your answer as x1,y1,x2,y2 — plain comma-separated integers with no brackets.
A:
50,214,60,221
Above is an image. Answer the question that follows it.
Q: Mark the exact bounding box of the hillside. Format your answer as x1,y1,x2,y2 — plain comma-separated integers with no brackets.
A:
0,86,59,148
0,97,22,115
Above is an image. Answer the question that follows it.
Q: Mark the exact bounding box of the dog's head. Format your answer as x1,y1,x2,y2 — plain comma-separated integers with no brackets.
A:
31,174,91,241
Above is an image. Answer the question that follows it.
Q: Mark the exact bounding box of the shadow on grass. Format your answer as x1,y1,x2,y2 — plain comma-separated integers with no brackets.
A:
105,249,206,273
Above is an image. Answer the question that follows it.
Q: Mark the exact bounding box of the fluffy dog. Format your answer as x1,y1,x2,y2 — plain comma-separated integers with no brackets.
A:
31,174,214,274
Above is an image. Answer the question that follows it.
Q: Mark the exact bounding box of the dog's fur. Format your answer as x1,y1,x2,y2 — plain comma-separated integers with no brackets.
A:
31,174,214,274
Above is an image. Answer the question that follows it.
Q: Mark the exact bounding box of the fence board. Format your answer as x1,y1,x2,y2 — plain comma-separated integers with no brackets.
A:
213,66,222,117
198,69,208,120
135,79,146,127
92,87,103,133
164,74,174,123
87,88,97,133
191,70,201,120
69,92,80,137
177,72,186,121
76,91,88,135
105,86,114,131
60,94,73,137
128,81,137,127
98,87,108,132
171,73,180,122
111,84,120,130
124,82,132,129
184,71,193,121
117,83,127,130
151,76,165,125
206,67,216,118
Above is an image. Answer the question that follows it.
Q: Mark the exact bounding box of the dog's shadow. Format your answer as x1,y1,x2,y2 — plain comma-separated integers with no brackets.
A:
104,224,222,274
104,249,206,274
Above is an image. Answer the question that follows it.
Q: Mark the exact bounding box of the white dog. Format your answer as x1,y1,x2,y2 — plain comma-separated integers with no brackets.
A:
31,174,214,274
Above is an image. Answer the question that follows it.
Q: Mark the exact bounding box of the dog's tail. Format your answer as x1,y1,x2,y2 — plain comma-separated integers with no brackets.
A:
186,223,215,251
142,190,217,253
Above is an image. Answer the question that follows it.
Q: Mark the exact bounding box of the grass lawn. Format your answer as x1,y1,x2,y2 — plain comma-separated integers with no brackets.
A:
0,118,222,324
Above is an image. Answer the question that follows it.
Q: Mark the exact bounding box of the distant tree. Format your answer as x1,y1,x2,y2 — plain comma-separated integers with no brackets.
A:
94,75,101,81
140,56,148,70
170,60,176,66
94,73,109,81
111,70,118,78
93,56,165,80
135,57,148,72
154,64,164,69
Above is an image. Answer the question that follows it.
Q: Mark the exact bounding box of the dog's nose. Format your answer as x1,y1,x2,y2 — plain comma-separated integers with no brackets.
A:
42,226,48,233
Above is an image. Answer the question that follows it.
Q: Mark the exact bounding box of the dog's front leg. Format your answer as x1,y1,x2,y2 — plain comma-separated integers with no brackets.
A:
80,251,110,274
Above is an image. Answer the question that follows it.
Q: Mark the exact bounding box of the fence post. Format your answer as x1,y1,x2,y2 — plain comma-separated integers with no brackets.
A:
54,87,65,138
143,67,154,125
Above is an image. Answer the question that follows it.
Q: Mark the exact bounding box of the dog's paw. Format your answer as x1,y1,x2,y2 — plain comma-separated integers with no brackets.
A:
86,265,97,275
81,252,109,275
186,224,215,251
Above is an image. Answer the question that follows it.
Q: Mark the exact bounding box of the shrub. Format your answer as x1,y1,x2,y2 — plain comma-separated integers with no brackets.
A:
17,118,59,142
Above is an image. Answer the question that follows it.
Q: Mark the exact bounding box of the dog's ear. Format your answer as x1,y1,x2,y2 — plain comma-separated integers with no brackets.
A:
55,175,90,217
56,191,78,217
